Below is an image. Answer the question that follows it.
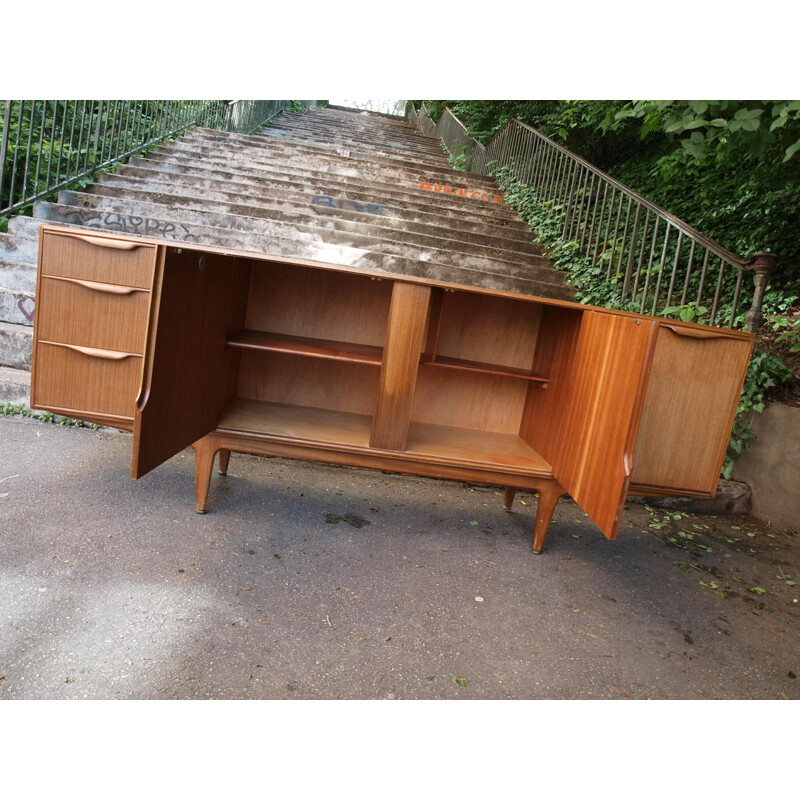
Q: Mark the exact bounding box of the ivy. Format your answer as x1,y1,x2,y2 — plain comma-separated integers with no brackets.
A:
491,167,795,477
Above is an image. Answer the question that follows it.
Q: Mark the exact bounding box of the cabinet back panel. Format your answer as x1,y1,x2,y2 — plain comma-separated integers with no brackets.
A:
237,350,380,416
410,368,528,434
436,293,541,370
244,262,393,347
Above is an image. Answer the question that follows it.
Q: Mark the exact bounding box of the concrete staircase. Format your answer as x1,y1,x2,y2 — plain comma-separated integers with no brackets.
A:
0,105,574,408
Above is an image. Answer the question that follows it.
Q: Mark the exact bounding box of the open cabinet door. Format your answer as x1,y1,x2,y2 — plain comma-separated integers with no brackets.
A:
630,323,753,496
551,312,657,539
131,248,242,479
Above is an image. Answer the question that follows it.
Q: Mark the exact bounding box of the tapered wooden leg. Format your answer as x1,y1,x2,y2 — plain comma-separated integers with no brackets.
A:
218,449,231,476
192,436,218,514
503,486,517,511
531,482,564,554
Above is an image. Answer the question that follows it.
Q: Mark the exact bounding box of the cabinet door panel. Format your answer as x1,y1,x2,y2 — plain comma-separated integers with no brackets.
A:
131,249,241,479
551,313,657,539
631,323,753,495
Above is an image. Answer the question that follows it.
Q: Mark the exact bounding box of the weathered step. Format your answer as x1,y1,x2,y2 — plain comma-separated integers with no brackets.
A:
0,259,37,293
123,157,535,241
0,285,35,326
0,365,31,408
64,189,546,268
94,168,541,254
58,184,550,274
137,150,520,226
203,122,451,159
0,320,33,370
200,131,455,178
158,140,508,206
173,135,502,195
82,178,559,280
221,126,455,165
35,202,574,300
103,165,542,254
0,233,39,263
7,216,43,240
275,111,427,142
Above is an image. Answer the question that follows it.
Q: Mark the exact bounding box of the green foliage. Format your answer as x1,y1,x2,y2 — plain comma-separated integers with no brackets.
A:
0,402,99,429
416,99,800,289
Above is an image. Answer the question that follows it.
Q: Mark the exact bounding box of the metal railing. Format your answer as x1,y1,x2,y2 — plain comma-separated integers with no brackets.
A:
407,102,777,331
0,99,316,219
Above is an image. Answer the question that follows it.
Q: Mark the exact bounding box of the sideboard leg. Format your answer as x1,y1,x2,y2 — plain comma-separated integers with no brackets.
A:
503,487,517,511
218,449,231,476
531,483,564,554
192,437,217,514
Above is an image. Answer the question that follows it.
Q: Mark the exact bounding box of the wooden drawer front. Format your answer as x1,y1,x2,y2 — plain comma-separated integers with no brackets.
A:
33,341,143,420
37,276,150,355
41,230,156,289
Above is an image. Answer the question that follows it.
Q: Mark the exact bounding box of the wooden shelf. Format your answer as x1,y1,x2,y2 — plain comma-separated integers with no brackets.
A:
405,420,551,475
228,329,383,366
215,398,551,476
217,399,373,448
421,354,548,384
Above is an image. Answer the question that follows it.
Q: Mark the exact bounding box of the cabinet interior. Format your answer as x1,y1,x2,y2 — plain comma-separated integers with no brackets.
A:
210,255,577,472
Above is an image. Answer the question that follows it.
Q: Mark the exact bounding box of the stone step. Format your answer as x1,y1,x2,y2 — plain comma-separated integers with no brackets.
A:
192,127,459,174
198,122,451,160
80,178,558,279
92,169,540,255
163,138,504,200
0,259,37,293
52,186,560,282
7,216,43,240
122,157,532,240
270,113,435,144
134,151,519,226
0,232,39,263
108,167,540,253
0,320,33,370
0,285,35,326
62,188,552,274
34,201,573,300
0,365,31,408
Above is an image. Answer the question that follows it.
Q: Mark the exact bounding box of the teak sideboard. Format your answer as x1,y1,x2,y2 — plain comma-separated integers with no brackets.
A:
29,226,754,552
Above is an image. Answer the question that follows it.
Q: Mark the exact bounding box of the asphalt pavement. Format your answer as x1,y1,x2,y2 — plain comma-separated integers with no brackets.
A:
1,415,798,700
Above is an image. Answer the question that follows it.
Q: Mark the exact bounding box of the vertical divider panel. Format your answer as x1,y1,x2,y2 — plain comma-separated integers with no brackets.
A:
370,282,431,451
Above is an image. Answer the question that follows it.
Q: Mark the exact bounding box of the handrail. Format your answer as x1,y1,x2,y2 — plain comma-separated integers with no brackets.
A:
0,100,316,219
407,102,778,331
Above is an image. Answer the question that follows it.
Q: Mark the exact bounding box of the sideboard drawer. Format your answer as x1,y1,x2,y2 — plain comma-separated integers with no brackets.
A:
33,341,143,420
40,229,157,289
36,276,150,355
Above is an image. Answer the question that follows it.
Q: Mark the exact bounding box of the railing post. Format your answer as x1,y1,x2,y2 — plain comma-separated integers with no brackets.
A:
744,253,779,333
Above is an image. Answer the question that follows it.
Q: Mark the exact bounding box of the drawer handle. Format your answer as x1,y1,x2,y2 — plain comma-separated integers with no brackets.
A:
47,275,148,295
662,323,739,341
70,234,145,251
45,342,141,361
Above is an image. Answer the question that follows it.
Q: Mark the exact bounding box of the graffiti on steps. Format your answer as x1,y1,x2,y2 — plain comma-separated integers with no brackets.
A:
312,195,386,216
17,296,34,322
419,181,503,204
60,209,199,241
